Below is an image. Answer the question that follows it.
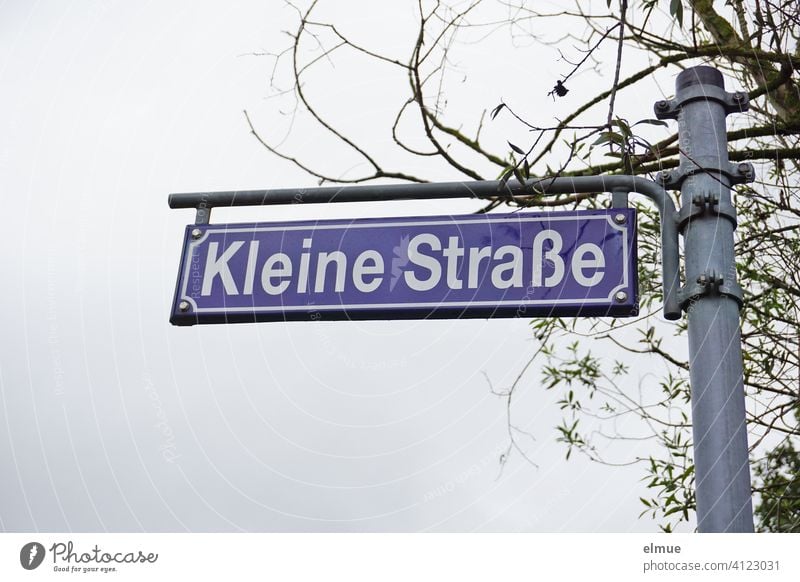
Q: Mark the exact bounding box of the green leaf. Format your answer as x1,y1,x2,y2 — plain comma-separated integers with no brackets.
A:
592,131,624,146
611,118,632,139
632,118,668,127
490,103,506,120
508,141,525,155
498,166,514,189
670,0,683,26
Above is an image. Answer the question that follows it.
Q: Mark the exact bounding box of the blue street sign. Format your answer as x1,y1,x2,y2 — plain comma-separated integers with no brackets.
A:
170,209,637,325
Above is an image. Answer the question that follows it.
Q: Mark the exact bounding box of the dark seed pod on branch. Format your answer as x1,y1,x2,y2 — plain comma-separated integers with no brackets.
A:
548,80,569,99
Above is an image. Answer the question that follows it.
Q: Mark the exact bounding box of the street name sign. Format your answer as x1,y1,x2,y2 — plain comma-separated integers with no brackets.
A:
170,209,638,325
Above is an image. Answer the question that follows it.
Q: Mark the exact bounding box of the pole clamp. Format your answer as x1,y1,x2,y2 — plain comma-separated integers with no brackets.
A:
679,269,743,311
674,191,738,231
655,161,754,190
654,87,749,120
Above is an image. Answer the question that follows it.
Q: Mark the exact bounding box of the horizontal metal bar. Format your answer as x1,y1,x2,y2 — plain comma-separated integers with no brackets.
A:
170,176,642,208
169,175,680,320
170,181,491,208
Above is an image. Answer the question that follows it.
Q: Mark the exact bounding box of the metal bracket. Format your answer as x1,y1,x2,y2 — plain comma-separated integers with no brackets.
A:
655,161,755,191
611,186,629,208
654,87,749,120
675,191,738,231
194,205,211,225
653,86,753,193
679,269,743,311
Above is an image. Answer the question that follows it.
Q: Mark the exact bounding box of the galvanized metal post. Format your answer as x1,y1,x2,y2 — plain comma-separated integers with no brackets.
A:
656,66,755,532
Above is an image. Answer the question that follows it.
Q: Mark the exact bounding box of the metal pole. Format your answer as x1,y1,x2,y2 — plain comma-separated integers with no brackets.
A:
656,66,754,532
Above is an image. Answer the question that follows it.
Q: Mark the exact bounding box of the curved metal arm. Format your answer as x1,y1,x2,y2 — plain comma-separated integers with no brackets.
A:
522,176,680,320
168,175,680,320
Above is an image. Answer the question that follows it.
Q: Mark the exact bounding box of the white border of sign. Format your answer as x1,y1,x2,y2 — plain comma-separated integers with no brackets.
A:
177,214,631,314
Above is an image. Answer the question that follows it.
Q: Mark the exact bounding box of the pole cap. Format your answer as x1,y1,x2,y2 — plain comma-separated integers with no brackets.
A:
676,66,724,90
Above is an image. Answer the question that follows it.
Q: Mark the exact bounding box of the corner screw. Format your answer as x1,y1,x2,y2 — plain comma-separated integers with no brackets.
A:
656,100,669,111
697,274,709,285
738,163,751,174
191,228,203,239
613,213,626,225
614,291,628,303
179,300,191,312
733,92,746,103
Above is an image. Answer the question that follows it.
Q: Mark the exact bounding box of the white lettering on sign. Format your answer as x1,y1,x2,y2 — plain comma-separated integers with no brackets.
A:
467,246,491,288
443,236,464,290
262,253,292,295
572,243,606,287
531,230,564,288
298,238,312,293
243,241,260,295
353,250,384,292
315,251,347,293
404,234,442,291
199,229,609,296
491,245,523,289
202,241,244,296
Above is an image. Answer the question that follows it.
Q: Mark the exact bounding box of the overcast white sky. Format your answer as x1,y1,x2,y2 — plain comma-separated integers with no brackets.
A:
0,0,694,532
